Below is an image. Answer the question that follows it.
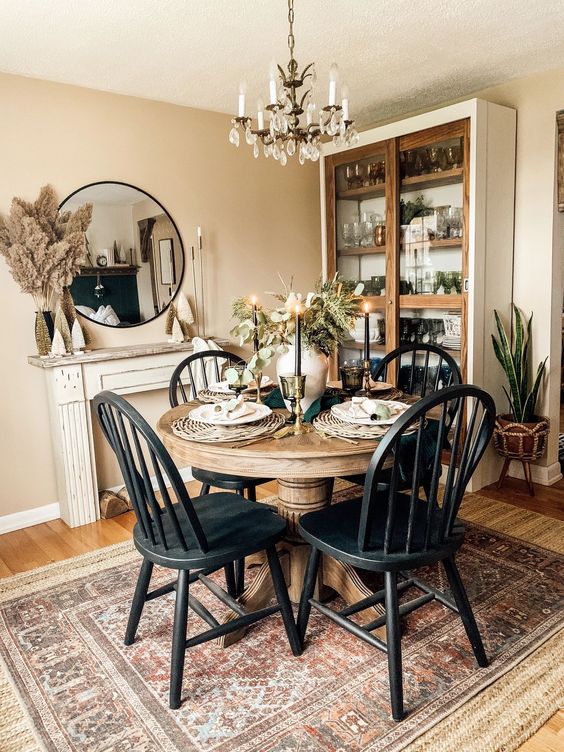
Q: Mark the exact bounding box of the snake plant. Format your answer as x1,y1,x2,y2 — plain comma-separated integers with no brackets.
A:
491,305,547,423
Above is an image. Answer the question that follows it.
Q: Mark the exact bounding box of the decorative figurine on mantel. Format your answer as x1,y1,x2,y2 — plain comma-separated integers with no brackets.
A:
165,291,195,342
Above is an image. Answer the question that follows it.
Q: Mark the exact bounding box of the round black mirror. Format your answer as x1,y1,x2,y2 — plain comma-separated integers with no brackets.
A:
60,181,184,327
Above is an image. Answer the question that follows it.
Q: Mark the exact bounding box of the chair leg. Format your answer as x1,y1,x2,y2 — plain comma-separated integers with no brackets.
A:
247,485,257,502
223,562,237,597
235,557,245,597
384,571,404,721
169,569,189,710
200,483,211,496
124,558,153,646
296,546,321,644
266,547,302,657
443,556,488,668
496,458,511,490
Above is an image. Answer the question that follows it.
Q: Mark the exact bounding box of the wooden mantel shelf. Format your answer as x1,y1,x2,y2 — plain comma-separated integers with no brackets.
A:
28,339,229,369
79,265,138,276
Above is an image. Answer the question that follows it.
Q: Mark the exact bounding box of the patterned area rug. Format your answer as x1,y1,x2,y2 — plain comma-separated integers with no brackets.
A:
0,491,563,752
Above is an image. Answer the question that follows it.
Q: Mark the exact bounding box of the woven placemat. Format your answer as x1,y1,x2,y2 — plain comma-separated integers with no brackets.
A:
313,408,419,440
198,386,274,404
171,410,285,443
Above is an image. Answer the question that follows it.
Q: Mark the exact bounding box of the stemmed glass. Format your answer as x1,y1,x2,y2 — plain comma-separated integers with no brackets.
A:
341,223,354,248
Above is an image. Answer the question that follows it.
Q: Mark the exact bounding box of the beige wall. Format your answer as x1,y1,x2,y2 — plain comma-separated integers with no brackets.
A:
0,72,321,517
472,69,564,476
365,68,564,478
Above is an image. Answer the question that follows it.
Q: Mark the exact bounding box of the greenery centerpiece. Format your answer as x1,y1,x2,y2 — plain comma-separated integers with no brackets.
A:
230,274,364,410
491,305,549,489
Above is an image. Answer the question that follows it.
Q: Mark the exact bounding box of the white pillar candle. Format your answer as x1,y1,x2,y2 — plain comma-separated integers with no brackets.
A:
306,102,314,126
238,80,247,118
257,97,265,130
269,59,278,105
328,63,339,107
341,83,349,121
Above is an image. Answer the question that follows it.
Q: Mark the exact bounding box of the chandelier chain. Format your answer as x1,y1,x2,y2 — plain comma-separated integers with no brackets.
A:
287,0,295,61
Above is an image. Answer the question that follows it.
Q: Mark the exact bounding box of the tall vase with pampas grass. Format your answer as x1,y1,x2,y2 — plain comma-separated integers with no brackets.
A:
0,184,92,354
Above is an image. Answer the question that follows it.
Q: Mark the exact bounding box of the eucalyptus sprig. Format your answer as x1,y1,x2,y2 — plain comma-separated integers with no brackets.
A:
230,296,288,375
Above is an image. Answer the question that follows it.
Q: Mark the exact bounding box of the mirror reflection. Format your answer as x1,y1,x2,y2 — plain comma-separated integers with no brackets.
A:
61,182,184,327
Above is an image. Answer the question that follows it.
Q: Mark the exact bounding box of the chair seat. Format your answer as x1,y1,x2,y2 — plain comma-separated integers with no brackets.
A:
134,492,284,570
299,494,465,572
192,467,271,490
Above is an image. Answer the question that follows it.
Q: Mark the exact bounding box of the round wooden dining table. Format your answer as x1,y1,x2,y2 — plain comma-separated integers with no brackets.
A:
157,402,386,646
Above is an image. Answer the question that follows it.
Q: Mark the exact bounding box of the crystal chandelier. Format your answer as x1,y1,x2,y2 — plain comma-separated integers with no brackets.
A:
228,0,359,165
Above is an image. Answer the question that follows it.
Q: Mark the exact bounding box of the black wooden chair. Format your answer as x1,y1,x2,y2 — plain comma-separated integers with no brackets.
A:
169,349,273,595
345,343,462,489
93,390,300,710
372,342,462,399
297,384,496,721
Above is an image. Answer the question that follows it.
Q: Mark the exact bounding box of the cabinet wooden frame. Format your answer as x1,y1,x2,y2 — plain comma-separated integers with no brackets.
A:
325,119,469,382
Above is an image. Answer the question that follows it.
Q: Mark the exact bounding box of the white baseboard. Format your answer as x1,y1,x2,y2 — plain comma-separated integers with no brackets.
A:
0,467,194,535
0,503,60,535
508,460,562,486
106,465,194,494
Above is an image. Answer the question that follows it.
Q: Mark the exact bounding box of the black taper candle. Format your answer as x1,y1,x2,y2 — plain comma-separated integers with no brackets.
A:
363,302,370,363
295,304,302,376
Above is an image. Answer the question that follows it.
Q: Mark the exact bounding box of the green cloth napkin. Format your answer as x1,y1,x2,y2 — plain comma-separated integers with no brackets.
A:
264,387,342,422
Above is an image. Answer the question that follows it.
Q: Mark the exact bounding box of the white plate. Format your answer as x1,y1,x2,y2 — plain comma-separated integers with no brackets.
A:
189,402,272,425
331,400,409,426
209,376,273,393
370,381,395,392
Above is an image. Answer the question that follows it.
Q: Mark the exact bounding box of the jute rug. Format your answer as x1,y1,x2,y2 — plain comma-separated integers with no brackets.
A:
0,490,562,752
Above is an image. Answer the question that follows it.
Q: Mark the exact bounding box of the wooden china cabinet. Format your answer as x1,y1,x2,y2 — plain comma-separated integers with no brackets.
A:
321,99,517,490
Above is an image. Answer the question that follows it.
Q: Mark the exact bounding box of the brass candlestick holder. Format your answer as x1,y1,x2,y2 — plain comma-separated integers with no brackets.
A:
279,374,312,434
279,374,297,424
254,371,263,404
358,359,373,397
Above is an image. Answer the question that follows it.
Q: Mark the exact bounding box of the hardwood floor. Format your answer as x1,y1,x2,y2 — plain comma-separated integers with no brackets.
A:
0,477,562,750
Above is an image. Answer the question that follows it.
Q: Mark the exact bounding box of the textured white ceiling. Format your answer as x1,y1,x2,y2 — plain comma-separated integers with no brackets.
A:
1,0,564,125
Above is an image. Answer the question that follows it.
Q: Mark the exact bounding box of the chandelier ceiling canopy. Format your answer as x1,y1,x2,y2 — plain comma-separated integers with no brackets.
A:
229,0,358,165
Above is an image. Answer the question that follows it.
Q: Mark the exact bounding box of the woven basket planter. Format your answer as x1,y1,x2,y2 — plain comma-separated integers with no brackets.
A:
493,414,550,461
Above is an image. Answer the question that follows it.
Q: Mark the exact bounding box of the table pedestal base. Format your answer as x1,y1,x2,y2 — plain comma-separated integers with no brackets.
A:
218,477,386,647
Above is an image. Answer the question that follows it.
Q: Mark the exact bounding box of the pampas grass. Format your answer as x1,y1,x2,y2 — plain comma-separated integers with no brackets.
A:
0,185,92,312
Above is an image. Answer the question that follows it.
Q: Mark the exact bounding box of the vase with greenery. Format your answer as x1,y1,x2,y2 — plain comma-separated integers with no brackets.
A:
270,274,364,410
0,185,92,354
491,305,549,473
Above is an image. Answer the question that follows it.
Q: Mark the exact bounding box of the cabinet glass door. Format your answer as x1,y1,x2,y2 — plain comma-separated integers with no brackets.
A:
397,121,468,372
333,145,388,370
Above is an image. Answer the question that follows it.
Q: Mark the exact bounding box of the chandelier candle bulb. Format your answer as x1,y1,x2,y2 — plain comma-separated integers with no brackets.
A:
341,83,350,121
257,98,265,130
197,226,202,251
269,59,278,104
238,81,247,117
328,63,339,107
295,303,302,376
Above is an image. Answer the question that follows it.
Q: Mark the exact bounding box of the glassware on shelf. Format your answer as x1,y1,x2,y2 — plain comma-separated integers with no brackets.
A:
370,275,386,296
422,270,433,294
433,270,445,294
360,212,375,246
368,160,385,184
445,144,463,169
427,146,445,172
404,150,417,177
373,222,386,247
345,163,363,189
341,222,354,247
448,207,463,238
352,221,363,246
434,206,451,239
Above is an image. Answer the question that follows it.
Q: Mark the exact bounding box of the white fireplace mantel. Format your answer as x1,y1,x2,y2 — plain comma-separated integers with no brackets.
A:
29,341,229,527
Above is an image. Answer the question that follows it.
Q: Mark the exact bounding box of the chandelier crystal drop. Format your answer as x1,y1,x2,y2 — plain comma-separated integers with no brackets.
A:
229,0,358,165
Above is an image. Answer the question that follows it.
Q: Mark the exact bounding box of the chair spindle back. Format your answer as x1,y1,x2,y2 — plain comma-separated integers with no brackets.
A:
358,384,495,555
169,350,245,406
94,391,209,554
